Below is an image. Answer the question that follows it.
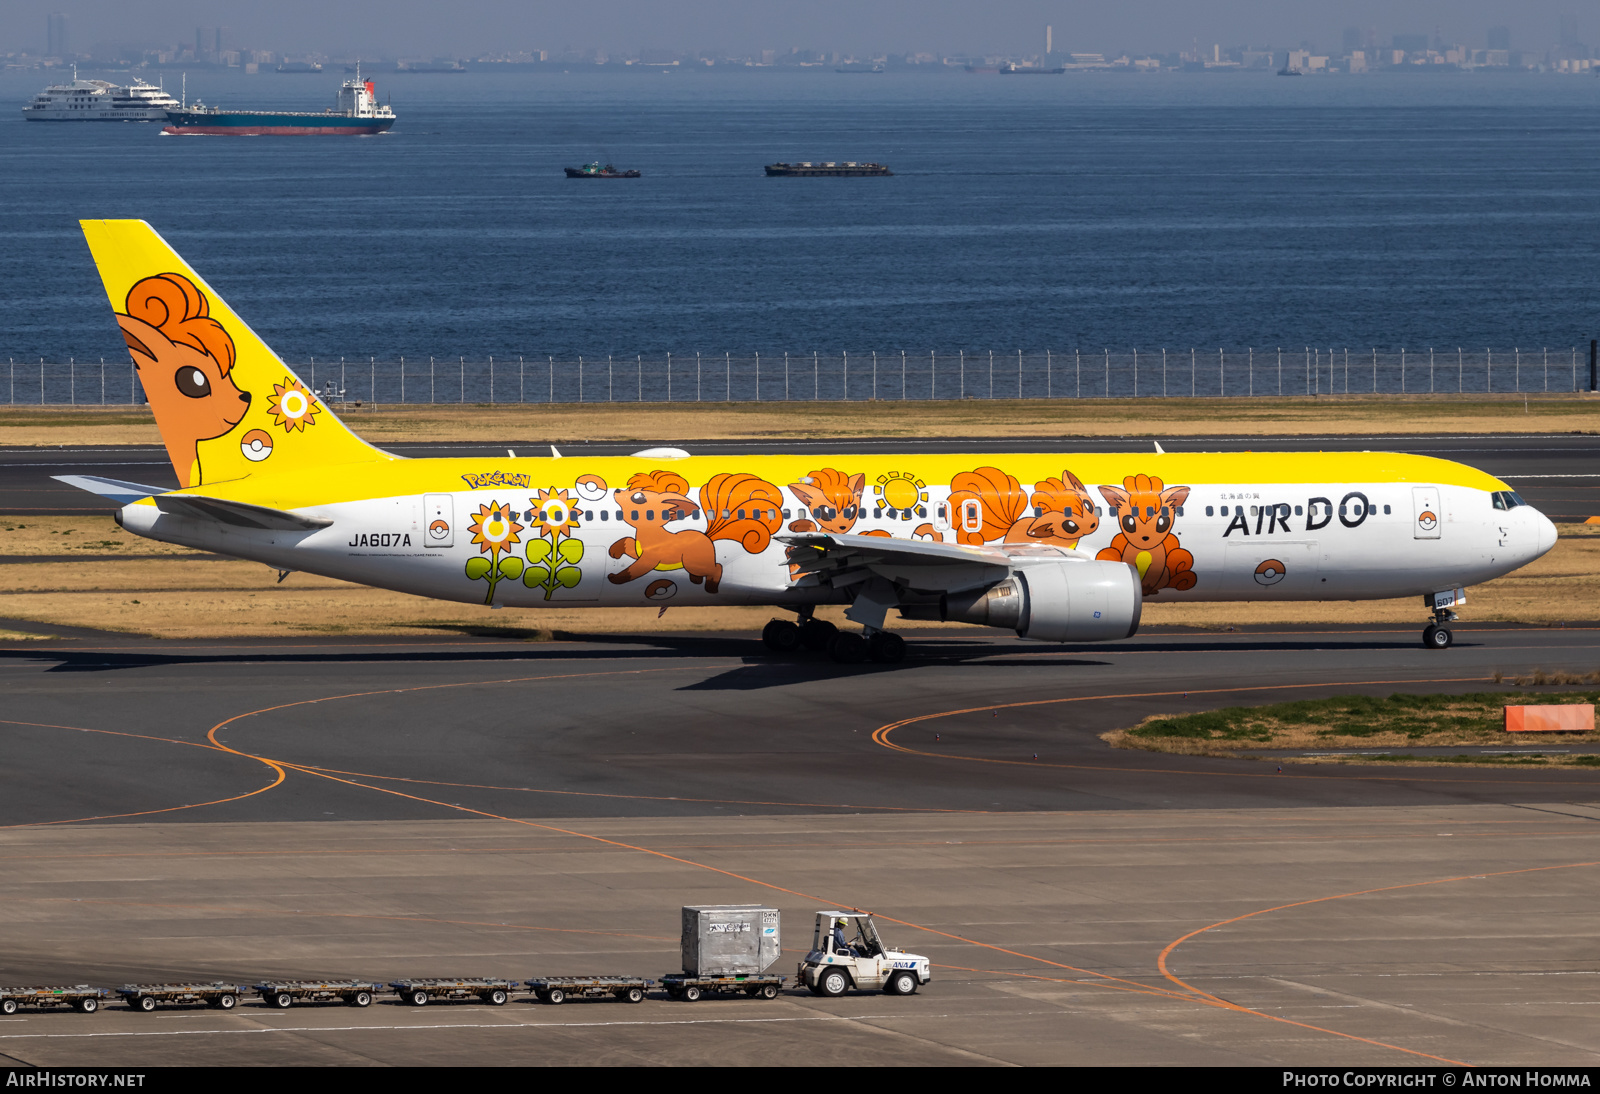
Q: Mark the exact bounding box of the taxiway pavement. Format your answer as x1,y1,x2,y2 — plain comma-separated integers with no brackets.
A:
2,626,1600,1065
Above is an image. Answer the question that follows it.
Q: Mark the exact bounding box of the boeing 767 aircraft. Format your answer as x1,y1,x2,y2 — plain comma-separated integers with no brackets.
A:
57,220,1557,662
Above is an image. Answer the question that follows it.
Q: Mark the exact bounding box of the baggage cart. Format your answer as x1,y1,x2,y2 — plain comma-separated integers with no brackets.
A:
389,977,515,1007
524,976,654,1005
0,985,107,1014
118,982,247,1012
252,980,385,1008
659,973,785,1002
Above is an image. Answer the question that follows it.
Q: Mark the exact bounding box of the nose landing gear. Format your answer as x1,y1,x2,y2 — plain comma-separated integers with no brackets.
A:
1422,605,1458,649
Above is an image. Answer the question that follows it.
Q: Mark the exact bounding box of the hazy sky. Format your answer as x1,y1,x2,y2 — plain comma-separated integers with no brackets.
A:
4,1,1591,58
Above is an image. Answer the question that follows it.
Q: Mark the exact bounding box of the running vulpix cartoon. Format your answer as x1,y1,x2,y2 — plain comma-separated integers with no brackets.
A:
60,220,1557,662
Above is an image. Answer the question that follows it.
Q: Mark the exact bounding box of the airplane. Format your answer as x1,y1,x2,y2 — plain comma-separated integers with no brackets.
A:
56,220,1558,662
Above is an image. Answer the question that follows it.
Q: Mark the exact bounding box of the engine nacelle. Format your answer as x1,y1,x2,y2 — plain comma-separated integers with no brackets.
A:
942,560,1142,642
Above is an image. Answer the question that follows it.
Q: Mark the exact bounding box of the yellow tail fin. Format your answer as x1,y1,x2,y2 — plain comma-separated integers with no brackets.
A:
81,219,389,488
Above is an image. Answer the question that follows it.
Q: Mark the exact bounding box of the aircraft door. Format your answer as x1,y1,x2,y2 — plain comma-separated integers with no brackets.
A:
424,494,453,548
1223,539,1320,596
1412,486,1441,540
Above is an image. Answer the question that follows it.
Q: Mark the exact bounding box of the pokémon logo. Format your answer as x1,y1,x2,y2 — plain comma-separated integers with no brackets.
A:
1254,559,1287,586
239,428,273,462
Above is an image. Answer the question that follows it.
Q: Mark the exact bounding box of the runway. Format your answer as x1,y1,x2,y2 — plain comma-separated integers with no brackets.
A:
6,432,1600,520
3,624,1600,1065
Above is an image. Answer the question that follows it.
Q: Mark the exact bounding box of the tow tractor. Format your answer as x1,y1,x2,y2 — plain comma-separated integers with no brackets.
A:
797,912,931,997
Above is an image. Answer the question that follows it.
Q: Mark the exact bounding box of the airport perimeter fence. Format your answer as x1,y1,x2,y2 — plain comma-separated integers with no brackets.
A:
7,347,1598,406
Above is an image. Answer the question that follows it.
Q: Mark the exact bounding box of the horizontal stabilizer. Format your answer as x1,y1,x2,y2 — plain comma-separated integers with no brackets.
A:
51,474,166,506
152,494,332,531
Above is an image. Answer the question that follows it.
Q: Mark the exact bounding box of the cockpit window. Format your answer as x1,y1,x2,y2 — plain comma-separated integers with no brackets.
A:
1490,490,1527,510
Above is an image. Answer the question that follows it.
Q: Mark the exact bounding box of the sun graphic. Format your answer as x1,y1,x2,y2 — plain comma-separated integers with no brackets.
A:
468,501,524,556
266,377,320,432
873,470,928,519
528,488,581,540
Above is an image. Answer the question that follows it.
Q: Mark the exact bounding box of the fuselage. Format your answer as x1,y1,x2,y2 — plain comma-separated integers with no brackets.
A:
115,450,1557,614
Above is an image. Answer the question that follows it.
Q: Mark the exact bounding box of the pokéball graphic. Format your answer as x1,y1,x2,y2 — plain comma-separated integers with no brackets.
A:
428,519,451,541
239,429,273,462
574,474,608,503
1418,510,1438,532
645,579,677,601
1254,559,1287,586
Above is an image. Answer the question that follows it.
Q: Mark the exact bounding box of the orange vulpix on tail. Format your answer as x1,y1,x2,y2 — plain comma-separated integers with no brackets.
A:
1095,474,1196,595
117,273,249,487
607,470,783,594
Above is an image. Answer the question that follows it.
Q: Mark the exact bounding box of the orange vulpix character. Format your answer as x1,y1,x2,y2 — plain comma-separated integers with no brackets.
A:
117,273,249,487
787,468,864,533
947,466,1100,550
608,470,783,594
1095,474,1196,596
1020,471,1101,549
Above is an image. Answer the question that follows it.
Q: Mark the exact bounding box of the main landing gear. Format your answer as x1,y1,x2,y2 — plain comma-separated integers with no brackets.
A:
762,614,906,664
1422,607,1457,650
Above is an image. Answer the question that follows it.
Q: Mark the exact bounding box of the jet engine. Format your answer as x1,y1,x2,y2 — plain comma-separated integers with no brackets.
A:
940,560,1142,642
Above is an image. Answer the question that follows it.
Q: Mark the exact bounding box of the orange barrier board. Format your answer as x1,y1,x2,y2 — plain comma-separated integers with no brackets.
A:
1505,705,1595,732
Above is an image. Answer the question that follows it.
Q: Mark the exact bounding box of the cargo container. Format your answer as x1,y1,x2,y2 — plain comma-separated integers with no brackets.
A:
681,905,780,976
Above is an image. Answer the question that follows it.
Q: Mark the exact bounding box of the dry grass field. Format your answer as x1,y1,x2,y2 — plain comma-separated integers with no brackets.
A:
2,393,1599,446
1,515,1594,641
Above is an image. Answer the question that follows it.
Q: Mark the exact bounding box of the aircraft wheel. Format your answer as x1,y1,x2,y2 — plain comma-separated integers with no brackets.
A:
1423,625,1452,650
828,632,871,665
869,632,906,664
762,619,801,652
800,619,838,652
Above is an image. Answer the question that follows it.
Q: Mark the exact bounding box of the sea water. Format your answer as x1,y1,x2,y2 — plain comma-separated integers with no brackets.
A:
2,67,1598,364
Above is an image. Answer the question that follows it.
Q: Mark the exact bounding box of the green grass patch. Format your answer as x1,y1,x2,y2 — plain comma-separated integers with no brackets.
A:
1126,690,1600,747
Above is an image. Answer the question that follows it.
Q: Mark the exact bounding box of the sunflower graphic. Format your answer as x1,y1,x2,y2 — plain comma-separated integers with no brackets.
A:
266,377,320,432
522,487,585,601
464,500,525,604
529,489,581,540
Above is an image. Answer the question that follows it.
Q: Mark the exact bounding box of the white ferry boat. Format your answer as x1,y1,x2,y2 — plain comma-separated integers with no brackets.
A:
22,71,180,121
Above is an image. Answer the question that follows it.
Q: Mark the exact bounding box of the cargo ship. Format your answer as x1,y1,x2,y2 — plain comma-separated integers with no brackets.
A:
564,162,641,178
162,67,394,135
764,161,892,177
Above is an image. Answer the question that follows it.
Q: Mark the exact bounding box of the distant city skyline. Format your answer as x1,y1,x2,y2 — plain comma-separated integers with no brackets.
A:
1,1,1594,61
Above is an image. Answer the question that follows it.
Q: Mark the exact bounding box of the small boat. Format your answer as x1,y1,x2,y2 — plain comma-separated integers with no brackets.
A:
564,162,641,178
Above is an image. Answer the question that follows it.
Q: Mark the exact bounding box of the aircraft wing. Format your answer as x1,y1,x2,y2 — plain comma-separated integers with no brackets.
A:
51,474,167,506
781,531,1074,594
